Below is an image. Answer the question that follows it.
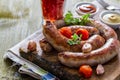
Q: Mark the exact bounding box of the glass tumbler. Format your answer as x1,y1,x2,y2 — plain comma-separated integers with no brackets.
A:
41,0,65,22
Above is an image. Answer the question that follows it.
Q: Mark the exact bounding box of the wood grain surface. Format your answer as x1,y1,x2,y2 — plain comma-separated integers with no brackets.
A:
20,26,120,80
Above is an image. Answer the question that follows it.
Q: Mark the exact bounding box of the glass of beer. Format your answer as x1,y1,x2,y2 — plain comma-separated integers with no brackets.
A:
41,0,65,22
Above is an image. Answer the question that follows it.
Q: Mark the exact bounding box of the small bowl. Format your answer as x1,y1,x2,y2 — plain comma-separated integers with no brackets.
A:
75,2,99,17
99,11,120,29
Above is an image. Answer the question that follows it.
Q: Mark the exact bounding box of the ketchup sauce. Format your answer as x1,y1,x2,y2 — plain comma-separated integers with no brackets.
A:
79,4,96,13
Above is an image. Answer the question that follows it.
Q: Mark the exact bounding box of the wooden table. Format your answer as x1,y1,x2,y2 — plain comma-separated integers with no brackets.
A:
0,0,120,80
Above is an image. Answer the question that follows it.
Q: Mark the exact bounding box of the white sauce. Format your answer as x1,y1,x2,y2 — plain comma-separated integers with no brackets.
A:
102,13,120,24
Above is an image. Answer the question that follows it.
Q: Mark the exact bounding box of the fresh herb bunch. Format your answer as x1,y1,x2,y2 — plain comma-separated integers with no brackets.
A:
80,13,90,25
67,33,82,45
64,11,90,25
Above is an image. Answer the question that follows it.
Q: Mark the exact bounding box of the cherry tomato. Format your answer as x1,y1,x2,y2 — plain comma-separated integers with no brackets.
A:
79,65,93,78
59,27,72,38
76,28,89,40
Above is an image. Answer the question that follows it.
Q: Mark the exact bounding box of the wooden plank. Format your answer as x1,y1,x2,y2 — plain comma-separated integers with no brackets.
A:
20,28,120,80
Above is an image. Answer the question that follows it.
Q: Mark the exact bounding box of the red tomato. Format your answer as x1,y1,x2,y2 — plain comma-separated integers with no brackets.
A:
79,65,93,78
59,27,72,38
76,28,89,40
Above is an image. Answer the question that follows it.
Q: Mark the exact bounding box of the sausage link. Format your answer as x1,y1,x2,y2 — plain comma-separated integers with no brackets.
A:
43,20,120,68
43,21,100,52
88,20,118,40
86,34,105,50
58,38,120,67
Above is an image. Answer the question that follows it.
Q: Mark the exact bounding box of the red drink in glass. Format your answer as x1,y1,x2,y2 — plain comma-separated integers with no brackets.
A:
41,0,65,21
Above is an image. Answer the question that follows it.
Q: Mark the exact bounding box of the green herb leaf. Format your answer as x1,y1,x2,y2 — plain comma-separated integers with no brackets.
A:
64,11,73,25
64,11,90,25
71,18,80,25
67,39,74,45
67,33,81,45
76,40,80,44
80,14,90,25
72,33,79,41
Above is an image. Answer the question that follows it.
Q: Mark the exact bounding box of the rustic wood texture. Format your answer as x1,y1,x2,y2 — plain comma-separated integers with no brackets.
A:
20,27,120,80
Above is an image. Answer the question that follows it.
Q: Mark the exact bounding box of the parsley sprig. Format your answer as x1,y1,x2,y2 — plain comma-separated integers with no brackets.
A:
64,11,90,25
67,33,82,45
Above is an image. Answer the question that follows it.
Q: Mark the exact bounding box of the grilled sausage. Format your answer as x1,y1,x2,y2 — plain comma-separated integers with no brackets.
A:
85,34,105,50
39,38,53,52
43,21,100,52
88,20,117,40
82,34,105,53
58,38,120,67
40,34,105,53
43,20,120,68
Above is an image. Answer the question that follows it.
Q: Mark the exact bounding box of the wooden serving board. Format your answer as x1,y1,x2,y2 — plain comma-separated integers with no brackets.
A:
20,29,120,80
